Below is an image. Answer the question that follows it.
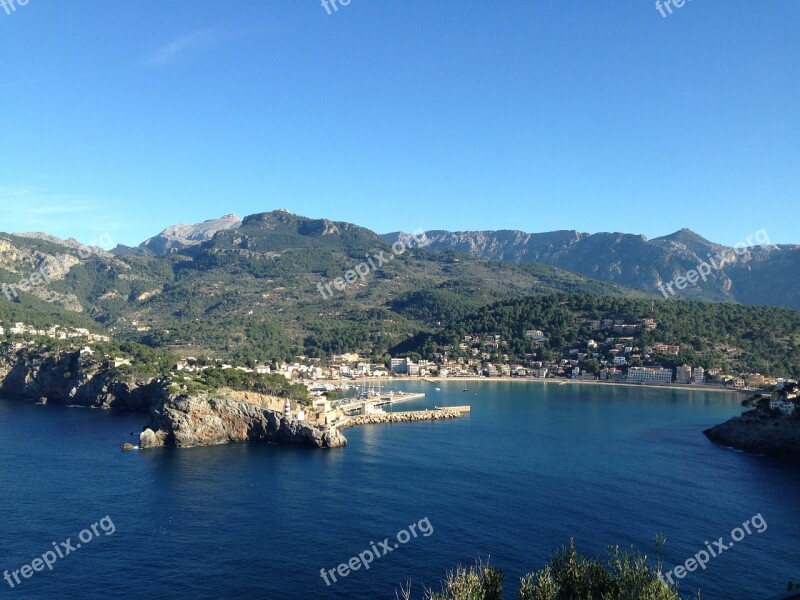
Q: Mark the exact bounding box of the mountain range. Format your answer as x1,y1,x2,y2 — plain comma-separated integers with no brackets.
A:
113,212,797,309
1,210,798,364
383,227,798,308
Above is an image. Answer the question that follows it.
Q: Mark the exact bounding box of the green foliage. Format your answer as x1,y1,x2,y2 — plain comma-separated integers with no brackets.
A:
390,289,494,326
482,567,504,600
301,309,419,359
406,543,688,600
195,368,308,403
93,340,177,377
0,293,98,331
518,569,558,600
430,564,489,600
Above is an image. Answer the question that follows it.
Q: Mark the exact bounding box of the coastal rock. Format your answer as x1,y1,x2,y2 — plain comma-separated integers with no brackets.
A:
704,411,800,459
139,393,347,449
139,428,168,449
0,348,166,410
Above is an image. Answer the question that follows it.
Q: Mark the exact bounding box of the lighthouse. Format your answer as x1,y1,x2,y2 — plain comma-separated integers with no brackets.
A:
284,398,292,420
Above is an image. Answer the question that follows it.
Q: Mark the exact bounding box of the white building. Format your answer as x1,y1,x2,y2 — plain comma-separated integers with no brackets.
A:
676,364,692,384
525,330,547,342
356,362,372,376
770,400,796,415
363,402,384,415
627,367,672,385
692,366,705,384
390,357,417,375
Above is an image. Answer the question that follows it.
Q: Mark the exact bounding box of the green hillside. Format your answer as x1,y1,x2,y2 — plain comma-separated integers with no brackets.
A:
1,212,644,362
400,294,800,378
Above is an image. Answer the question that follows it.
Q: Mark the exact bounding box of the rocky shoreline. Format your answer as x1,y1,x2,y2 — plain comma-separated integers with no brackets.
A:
0,347,165,410
0,347,467,451
139,393,347,449
138,399,466,449
704,412,800,459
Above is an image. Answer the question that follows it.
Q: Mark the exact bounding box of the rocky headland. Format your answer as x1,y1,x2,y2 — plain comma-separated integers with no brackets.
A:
704,410,800,459
139,392,347,449
0,347,166,410
0,345,466,452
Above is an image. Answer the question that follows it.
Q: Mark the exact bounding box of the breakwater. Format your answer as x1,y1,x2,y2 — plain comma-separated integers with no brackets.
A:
338,409,465,429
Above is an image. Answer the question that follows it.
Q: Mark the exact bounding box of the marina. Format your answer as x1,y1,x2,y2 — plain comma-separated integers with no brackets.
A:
338,391,427,415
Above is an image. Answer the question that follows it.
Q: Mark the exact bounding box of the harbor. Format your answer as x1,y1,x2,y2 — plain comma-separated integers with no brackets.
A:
337,391,427,415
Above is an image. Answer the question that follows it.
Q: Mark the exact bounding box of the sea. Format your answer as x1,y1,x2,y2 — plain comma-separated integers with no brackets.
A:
1,381,798,599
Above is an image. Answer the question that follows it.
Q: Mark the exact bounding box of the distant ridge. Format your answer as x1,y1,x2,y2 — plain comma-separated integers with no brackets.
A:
95,210,800,309
132,213,243,255
383,226,798,308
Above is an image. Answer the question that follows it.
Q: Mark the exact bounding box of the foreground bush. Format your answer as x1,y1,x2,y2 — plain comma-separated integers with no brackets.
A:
400,541,693,600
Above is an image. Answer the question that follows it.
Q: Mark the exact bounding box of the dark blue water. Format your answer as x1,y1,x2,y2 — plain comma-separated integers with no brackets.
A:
1,381,798,599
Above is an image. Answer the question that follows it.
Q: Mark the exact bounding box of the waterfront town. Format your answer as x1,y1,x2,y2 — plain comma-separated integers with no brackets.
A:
2,316,795,402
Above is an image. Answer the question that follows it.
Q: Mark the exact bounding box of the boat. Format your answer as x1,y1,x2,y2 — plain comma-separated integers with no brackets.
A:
462,388,469,392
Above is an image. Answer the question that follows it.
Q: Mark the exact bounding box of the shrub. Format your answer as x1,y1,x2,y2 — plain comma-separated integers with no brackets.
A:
401,542,693,600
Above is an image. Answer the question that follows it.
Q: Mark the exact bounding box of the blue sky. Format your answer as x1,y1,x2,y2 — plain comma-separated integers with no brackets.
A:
0,1,797,247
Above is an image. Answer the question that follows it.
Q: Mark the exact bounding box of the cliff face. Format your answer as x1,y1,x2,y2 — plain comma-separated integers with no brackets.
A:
704,412,800,459
139,393,347,449
0,348,165,410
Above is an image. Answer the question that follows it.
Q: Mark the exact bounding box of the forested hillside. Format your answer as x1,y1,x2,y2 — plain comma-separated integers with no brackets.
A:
401,294,800,378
